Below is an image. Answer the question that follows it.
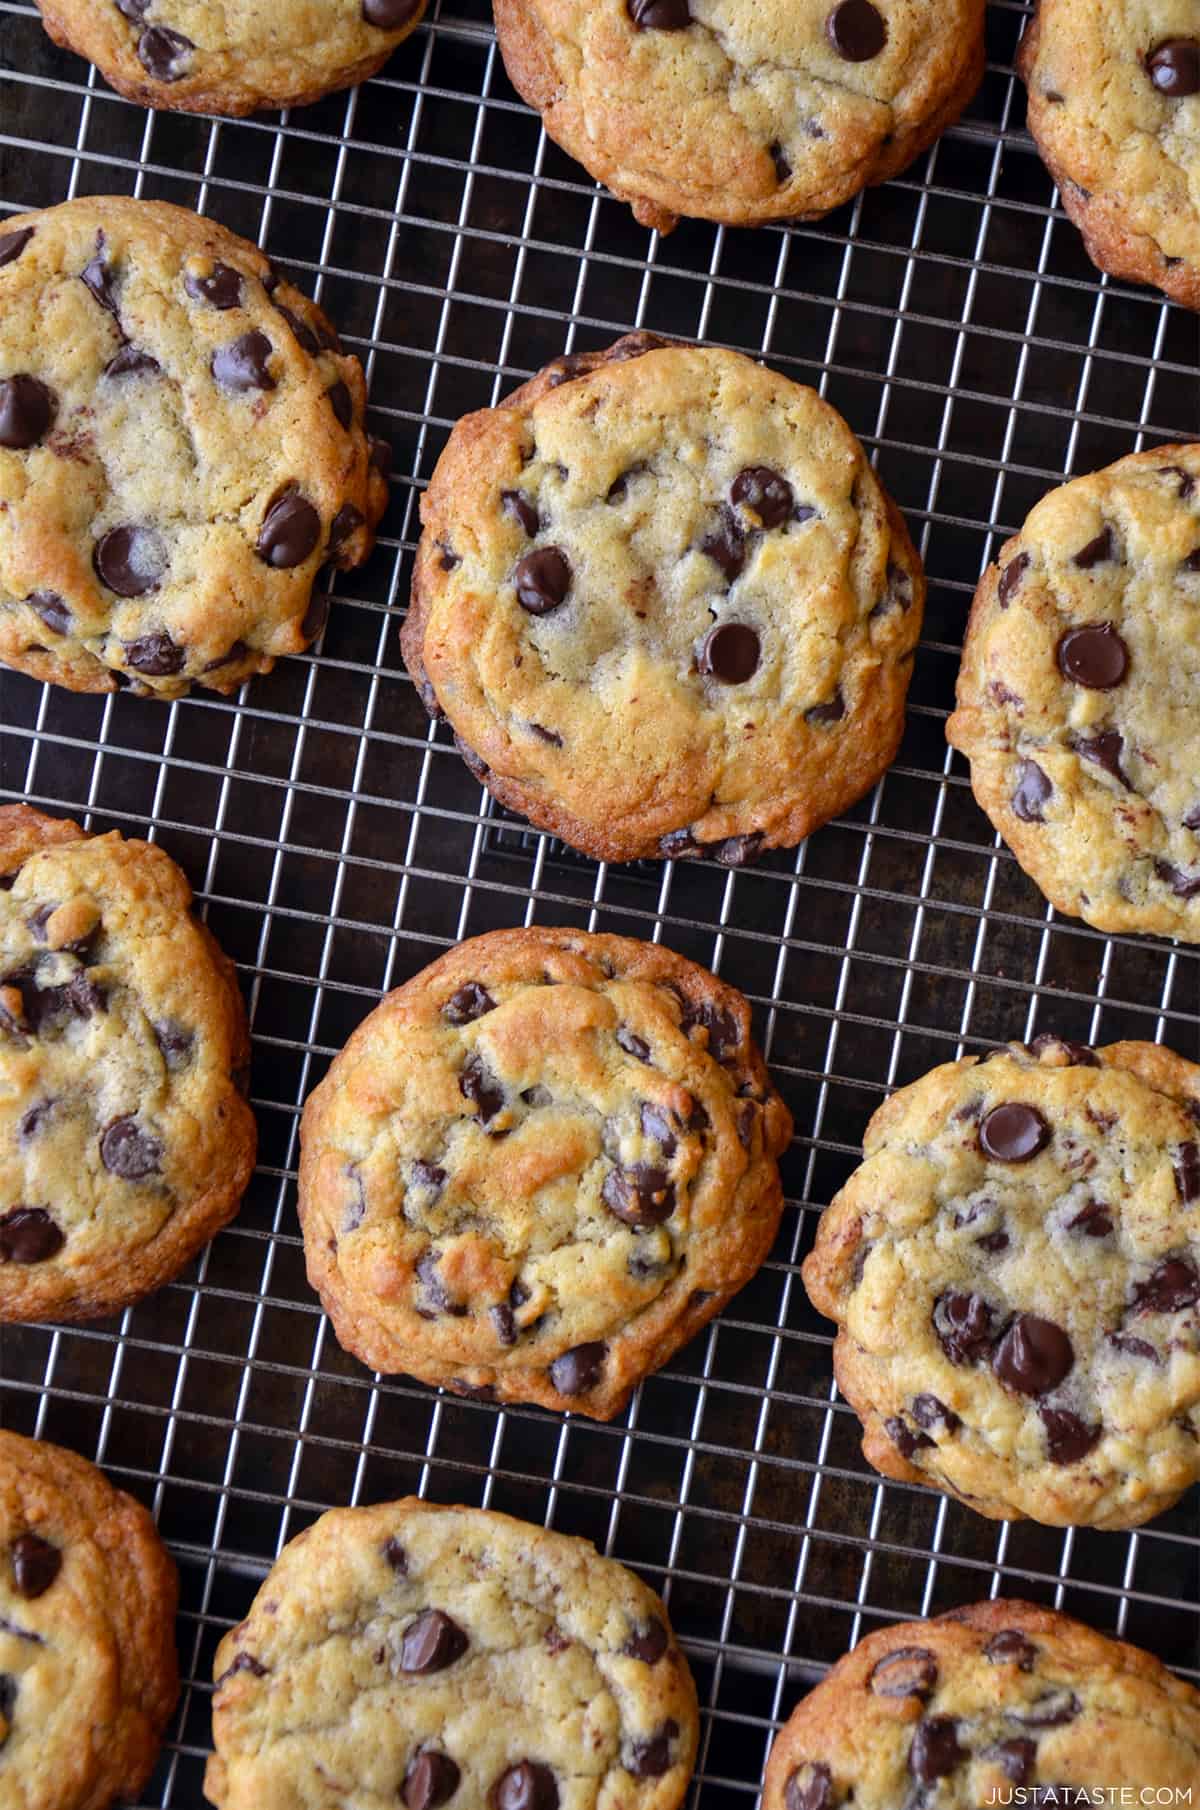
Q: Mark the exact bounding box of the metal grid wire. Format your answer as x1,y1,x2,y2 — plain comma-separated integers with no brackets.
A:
1,0,1199,1801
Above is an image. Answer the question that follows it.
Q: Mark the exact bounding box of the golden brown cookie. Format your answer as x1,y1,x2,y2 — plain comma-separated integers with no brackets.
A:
0,1428,180,1810
402,335,924,866
0,803,256,1322
298,926,792,1418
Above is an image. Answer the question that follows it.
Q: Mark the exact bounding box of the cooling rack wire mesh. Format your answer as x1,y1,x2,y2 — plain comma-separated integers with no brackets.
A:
1,0,1198,1802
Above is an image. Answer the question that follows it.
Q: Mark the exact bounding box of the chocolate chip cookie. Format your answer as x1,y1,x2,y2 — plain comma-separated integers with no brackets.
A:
0,197,389,700
403,336,924,866
36,0,425,116
1019,2,1200,308
761,1598,1200,1807
802,1035,1200,1529
206,1497,697,1810
0,1428,180,1810
298,926,791,1418
0,803,256,1323
947,444,1200,940
494,0,985,234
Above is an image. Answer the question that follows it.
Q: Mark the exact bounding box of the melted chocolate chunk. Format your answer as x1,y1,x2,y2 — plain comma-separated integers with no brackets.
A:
416,1252,465,1318
490,1302,517,1345
403,1751,461,1810
0,1208,63,1264
785,1765,832,1810
491,1762,559,1810
885,1417,934,1460
94,524,166,597
623,1619,668,1664
1012,760,1052,822
1013,1689,1081,1729
1108,1332,1159,1363
10,1534,61,1600
514,547,571,615
0,227,34,268
18,1099,55,1141
409,1160,446,1197
1068,728,1128,787
27,592,71,637
383,1537,408,1572
984,1629,1037,1670
155,1021,194,1069
1155,860,1200,900
1147,37,1200,97
327,381,353,429
627,1720,678,1778
81,235,118,313
699,622,760,683
1068,1199,1113,1238
715,831,765,868
770,141,791,183
502,490,540,537
1039,1407,1100,1466
1073,525,1116,569
1160,465,1196,500
805,689,846,726
257,487,321,567
980,1102,1051,1163
549,1342,605,1395
993,1314,1074,1396
1131,1256,1200,1315
602,1164,675,1228
1056,624,1129,690
1029,1034,1098,1066
459,1053,503,1125
216,1651,268,1684
700,507,746,580
1175,1142,1200,1204
869,1646,938,1700
731,465,793,529
202,640,246,672
99,1116,162,1180
0,375,55,450
616,1025,651,1063
212,330,275,394
909,1716,965,1783
989,1739,1037,1786
185,262,243,308
627,0,690,28
826,0,886,59
362,0,423,23
370,435,393,479
138,24,194,78
998,552,1029,606
400,1608,468,1674
274,304,318,353
103,344,160,380
125,632,185,677
328,504,365,557
911,1394,961,1434
933,1291,995,1365
444,982,496,1025
640,1101,678,1155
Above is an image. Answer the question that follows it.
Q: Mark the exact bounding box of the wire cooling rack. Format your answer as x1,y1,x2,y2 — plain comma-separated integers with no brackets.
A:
2,1,1199,1802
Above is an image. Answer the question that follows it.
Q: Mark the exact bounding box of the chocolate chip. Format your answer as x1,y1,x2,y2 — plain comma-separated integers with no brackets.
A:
1069,728,1128,785
627,0,690,28
416,1252,465,1318
933,1291,995,1365
273,304,319,354
459,1053,503,1125
1073,525,1116,569
514,547,571,615
549,1342,605,1395
699,622,760,684
980,1102,1051,1162
680,996,739,1060
1175,1142,1200,1204
616,1025,651,1063
977,1230,1010,1253
328,504,365,558
437,542,461,573
502,490,540,537
124,632,185,677
216,1651,268,1684
185,262,243,308
0,227,34,268
805,689,846,726
826,0,886,59
327,381,353,429
81,235,118,313
27,592,71,636
988,1740,1037,1786
1068,1199,1113,1237
1030,1035,1099,1066
1160,465,1196,500
623,1619,668,1664
491,1762,559,1810
1039,1407,1099,1465
1155,860,1200,899
909,1717,965,1783
639,1102,678,1155
11,1535,61,1600
444,983,496,1024
736,1099,757,1148
154,1021,194,1069
384,1537,408,1572
985,1630,1037,1670
94,524,166,597
0,1208,63,1264
911,1394,961,1434
410,1160,446,1197
700,507,746,580
1056,624,1129,690
1147,38,1200,97
400,1609,468,1674
731,465,793,529
490,1303,517,1345
137,24,194,78
993,1314,1073,1395
362,0,422,23
884,1417,934,1460
659,828,701,859
99,1116,162,1180
212,330,275,394
627,1720,678,1778
370,435,393,479
1108,1332,1159,1362
103,344,161,380
1012,760,1052,823
18,1099,55,1141
869,1646,938,1700
785,1765,832,1810
770,141,791,183
0,375,55,450
602,1165,674,1228
258,487,321,567
1132,1256,1200,1314
1012,1689,1081,1728
998,552,1029,606
300,594,330,644
403,1751,461,1810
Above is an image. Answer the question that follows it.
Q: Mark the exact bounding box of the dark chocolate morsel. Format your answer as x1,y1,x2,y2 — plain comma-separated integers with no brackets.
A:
1056,623,1129,690
549,1342,605,1395
124,632,185,677
640,1102,677,1155
869,1646,938,1700
257,487,321,567
1131,1256,1200,1315
626,1720,678,1778
805,689,846,725
0,1208,63,1264
1039,1408,1100,1465
627,0,690,29
99,1116,162,1180
184,262,243,309
0,227,34,268
369,435,393,479
514,547,571,615
1160,465,1196,500
785,1765,832,1810
11,1535,61,1600
81,235,118,313
1154,860,1200,900
984,1630,1037,1670
403,1751,461,1810
529,722,562,747
1012,1690,1081,1729
623,1619,668,1664
491,1762,559,1810
155,1021,194,1068
137,24,194,79
490,1303,517,1345
989,1740,1037,1786
1108,1332,1160,1363
212,331,275,394
1029,1034,1098,1066
103,345,161,380
400,1608,469,1674
383,1537,408,1572
1147,38,1200,97
502,490,540,537
27,592,71,637
933,1291,995,1365
826,0,886,60
459,1052,503,1124
998,552,1029,606
444,982,496,1024
993,1313,1074,1395
909,1717,965,1783
980,1102,1051,1162
215,1651,268,1684
659,828,701,859
731,465,793,529
362,0,423,24
274,305,319,354
1069,729,1128,785
770,141,792,183
715,831,764,868
911,1394,961,1435
327,381,353,429
416,1252,465,1318
1068,1199,1113,1238
616,1025,651,1063
1012,759,1052,823
699,623,759,683
1175,1142,1200,1204
1073,525,1116,569
329,504,365,556
409,1160,446,1196
700,507,746,580
884,1417,934,1461
602,1165,674,1228
94,524,166,597
0,375,56,450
